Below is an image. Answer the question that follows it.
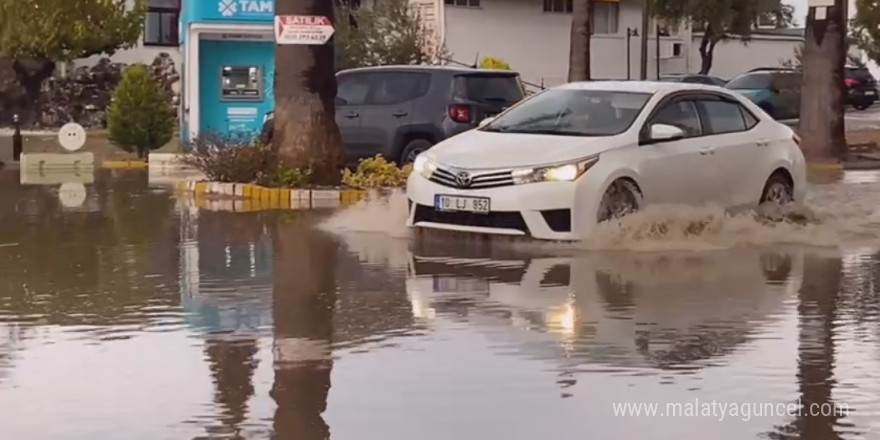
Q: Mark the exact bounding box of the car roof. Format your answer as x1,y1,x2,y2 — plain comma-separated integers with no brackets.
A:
556,80,725,94
338,64,519,75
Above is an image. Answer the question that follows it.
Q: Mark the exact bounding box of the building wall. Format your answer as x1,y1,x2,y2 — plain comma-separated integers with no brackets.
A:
442,0,690,85
693,36,802,80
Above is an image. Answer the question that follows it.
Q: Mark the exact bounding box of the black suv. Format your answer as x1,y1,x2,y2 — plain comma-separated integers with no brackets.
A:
844,66,878,110
261,65,524,164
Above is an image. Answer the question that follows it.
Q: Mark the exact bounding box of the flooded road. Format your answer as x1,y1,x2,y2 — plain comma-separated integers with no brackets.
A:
2,169,880,439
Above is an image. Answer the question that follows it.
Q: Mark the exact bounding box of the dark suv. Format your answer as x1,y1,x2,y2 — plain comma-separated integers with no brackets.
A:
261,65,524,164
844,66,877,110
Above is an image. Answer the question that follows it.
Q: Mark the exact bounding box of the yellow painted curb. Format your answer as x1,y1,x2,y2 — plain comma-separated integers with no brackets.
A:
103,160,148,169
807,163,844,171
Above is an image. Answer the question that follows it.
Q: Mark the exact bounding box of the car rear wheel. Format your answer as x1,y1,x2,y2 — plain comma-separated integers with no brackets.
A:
854,101,872,110
400,139,433,165
597,179,642,223
759,172,794,205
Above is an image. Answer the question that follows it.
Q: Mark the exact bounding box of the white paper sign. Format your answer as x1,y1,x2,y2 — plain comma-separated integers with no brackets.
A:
274,15,335,45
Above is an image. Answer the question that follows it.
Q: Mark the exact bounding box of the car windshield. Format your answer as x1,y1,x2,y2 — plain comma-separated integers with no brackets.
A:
726,73,772,90
481,89,652,136
659,76,684,82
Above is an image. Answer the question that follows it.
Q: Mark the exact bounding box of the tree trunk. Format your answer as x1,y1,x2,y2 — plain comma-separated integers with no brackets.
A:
12,58,55,125
799,1,848,163
270,215,337,440
568,0,593,81
273,0,345,186
698,27,719,75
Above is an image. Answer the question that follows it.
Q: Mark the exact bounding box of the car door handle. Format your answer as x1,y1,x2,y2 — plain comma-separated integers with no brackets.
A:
699,147,715,155
756,140,770,147
344,111,359,119
392,111,408,117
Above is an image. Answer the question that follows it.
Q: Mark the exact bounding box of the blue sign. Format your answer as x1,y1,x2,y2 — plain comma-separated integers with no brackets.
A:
184,0,275,23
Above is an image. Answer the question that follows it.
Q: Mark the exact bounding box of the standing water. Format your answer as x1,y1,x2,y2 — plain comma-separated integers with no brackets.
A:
1,168,880,439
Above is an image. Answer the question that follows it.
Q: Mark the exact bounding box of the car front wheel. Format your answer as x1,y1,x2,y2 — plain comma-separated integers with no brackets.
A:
759,172,794,205
597,179,642,223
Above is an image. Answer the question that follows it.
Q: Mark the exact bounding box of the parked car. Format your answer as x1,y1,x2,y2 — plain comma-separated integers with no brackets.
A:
725,69,800,120
406,81,806,241
844,65,878,110
659,73,727,87
260,65,524,164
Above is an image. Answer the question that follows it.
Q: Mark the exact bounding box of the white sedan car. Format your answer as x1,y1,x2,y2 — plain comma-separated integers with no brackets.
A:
406,81,807,241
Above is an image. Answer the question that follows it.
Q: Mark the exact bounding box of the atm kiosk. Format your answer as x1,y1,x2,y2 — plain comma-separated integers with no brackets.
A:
179,0,277,145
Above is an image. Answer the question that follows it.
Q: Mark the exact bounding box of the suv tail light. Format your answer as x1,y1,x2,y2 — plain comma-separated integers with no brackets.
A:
845,78,859,88
448,104,471,123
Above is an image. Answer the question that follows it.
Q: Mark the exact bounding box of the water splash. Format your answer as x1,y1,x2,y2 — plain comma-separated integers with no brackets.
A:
319,177,880,252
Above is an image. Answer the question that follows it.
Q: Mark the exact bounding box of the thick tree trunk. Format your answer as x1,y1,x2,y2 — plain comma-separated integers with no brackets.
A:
273,0,345,185
204,338,259,435
11,58,55,125
698,27,719,75
799,1,848,163
270,215,337,440
568,0,593,81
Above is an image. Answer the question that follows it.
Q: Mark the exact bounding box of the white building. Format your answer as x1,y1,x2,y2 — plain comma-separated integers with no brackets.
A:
72,0,803,83
437,0,805,85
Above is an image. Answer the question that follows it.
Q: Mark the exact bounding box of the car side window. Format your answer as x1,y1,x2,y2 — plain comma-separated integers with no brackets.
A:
742,107,759,129
650,100,702,137
367,72,431,106
700,99,749,134
337,74,372,106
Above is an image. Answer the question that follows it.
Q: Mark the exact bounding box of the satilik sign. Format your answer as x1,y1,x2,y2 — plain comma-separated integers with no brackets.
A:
275,15,335,45
218,0,274,18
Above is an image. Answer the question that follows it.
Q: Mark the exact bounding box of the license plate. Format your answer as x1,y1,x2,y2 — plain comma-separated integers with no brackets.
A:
867,90,876,96
432,276,489,293
434,194,490,214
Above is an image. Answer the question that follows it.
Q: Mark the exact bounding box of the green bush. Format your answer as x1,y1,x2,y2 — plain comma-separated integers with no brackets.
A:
479,57,512,70
107,64,175,158
341,155,412,189
181,133,313,188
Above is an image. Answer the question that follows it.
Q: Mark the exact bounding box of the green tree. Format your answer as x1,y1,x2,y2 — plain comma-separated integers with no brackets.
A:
652,0,794,74
273,0,345,185
852,0,880,64
334,0,440,71
0,0,145,112
107,64,175,158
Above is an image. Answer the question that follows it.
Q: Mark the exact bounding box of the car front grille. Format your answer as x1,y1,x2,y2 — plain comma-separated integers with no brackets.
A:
429,166,515,189
413,204,529,234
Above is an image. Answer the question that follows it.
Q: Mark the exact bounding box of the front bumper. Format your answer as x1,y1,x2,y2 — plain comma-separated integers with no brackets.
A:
405,172,589,241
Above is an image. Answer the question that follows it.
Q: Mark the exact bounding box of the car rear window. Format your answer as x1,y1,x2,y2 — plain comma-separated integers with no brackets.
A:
845,67,876,84
454,74,523,104
659,76,684,82
726,73,772,90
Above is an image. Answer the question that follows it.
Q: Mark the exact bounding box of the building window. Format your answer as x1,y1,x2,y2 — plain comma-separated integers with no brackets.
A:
444,0,481,7
542,1,619,35
592,2,619,34
144,0,180,46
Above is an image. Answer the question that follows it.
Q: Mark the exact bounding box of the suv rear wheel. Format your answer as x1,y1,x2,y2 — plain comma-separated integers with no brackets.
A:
400,139,433,165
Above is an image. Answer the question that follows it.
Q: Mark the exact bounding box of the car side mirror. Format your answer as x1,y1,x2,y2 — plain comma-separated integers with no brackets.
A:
478,116,495,128
648,123,685,143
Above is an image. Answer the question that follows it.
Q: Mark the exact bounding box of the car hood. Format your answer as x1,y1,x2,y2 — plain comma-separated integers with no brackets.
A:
429,129,627,169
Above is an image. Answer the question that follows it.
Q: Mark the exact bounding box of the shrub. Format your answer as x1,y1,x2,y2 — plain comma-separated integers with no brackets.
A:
181,133,313,187
107,64,175,158
479,57,512,70
341,155,412,189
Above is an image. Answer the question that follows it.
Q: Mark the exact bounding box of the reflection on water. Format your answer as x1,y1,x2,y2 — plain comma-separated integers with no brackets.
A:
1,169,880,438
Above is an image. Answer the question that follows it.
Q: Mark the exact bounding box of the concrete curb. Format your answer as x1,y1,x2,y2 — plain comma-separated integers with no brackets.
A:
103,160,148,169
175,180,371,210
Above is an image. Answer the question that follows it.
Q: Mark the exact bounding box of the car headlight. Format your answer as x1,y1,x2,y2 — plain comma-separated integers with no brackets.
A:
511,156,599,184
413,154,438,179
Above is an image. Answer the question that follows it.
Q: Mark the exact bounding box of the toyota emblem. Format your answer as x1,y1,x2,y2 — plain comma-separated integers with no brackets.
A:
455,171,473,188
